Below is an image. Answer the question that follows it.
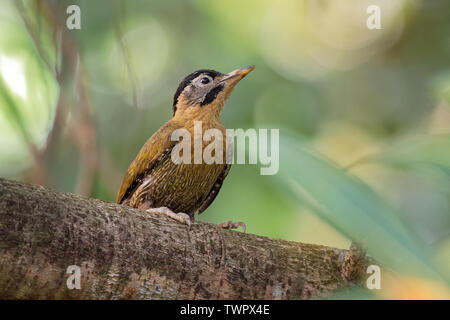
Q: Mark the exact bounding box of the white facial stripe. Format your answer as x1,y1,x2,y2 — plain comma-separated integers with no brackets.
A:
192,74,213,83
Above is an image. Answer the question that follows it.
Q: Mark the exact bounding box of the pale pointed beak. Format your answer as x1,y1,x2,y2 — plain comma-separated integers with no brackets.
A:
220,65,255,83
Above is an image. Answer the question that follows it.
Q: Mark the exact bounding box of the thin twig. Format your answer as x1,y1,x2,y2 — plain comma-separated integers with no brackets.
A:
72,57,99,196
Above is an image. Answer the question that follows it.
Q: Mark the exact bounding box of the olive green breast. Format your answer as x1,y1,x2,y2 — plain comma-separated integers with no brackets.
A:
120,117,229,216
129,156,226,215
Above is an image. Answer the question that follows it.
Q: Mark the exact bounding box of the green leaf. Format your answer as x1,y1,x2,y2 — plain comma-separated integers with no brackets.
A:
376,134,450,174
268,131,447,281
0,75,30,144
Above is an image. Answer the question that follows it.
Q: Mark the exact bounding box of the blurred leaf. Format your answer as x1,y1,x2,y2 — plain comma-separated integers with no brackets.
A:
269,131,447,281
376,134,450,176
0,75,29,144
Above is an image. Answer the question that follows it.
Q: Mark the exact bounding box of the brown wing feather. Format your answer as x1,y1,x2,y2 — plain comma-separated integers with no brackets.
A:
197,164,231,214
116,121,181,204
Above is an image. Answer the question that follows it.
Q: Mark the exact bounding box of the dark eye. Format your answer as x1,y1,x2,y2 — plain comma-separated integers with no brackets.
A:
200,77,210,84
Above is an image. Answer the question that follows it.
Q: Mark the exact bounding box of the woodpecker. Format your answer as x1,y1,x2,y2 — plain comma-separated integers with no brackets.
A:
117,65,255,231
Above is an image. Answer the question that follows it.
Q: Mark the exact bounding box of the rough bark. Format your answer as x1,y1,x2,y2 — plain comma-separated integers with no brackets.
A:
0,178,368,299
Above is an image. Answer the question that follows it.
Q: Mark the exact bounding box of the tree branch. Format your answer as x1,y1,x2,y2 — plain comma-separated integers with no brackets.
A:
0,178,368,299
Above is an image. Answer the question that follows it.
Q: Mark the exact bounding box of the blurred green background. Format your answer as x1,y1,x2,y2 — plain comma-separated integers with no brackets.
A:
0,0,449,298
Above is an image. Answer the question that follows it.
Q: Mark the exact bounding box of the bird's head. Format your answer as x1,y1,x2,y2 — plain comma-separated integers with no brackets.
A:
172,65,255,119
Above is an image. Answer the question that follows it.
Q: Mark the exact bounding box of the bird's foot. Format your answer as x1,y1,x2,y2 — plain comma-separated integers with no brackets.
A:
218,221,246,233
146,207,192,227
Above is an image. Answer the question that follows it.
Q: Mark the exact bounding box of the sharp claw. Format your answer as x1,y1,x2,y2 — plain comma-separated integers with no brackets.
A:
172,212,191,226
233,222,246,233
179,213,192,227
146,207,192,227
218,221,246,233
